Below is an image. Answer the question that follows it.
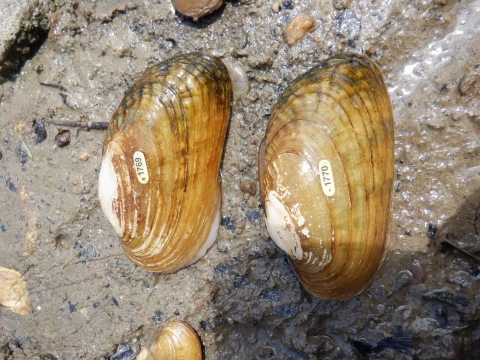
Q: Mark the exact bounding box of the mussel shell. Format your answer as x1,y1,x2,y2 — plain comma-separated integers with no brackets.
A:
99,53,231,273
150,321,202,360
258,53,394,300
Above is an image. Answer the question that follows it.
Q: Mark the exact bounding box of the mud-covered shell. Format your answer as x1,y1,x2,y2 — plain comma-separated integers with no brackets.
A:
98,53,231,273
258,53,394,300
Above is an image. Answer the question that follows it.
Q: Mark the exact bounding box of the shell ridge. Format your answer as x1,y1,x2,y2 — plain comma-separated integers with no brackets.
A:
325,107,376,294
148,56,228,271
318,57,390,292
326,81,376,279
337,60,393,280
127,83,188,263
319,64,385,284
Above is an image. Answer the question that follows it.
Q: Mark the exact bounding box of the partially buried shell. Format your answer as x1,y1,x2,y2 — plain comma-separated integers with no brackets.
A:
98,53,231,273
137,321,202,360
258,53,394,300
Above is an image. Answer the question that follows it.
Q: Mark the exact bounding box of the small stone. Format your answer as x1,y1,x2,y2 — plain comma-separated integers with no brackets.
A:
427,223,437,237
55,130,70,148
333,0,351,10
135,304,142,311
285,15,315,46
272,0,281,12
14,123,25,132
282,0,293,9
79,153,90,161
32,120,47,144
240,180,256,195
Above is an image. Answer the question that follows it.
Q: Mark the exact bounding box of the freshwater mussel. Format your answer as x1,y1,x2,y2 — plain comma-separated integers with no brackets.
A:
258,53,394,300
98,53,232,273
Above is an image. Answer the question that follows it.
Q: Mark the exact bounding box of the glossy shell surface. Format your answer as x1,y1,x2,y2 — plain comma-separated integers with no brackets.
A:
171,0,223,20
98,53,231,273
150,321,202,360
258,53,394,300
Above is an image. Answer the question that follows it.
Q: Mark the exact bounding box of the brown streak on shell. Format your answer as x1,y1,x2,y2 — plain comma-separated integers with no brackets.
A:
99,53,231,273
259,53,394,300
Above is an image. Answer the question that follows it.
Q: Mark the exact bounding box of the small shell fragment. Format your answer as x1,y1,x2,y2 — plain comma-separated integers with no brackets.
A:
222,59,250,100
285,15,315,45
0,266,29,315
272,0,281,12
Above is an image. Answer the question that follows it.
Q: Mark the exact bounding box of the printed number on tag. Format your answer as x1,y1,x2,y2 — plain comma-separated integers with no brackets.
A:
133,151,149,184
319,159,335,196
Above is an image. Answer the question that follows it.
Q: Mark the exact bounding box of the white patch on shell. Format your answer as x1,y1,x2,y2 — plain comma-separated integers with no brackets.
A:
290,203,305,227
265,190,303,261
301,227,310,237
188,201,221,265
98,147,122,236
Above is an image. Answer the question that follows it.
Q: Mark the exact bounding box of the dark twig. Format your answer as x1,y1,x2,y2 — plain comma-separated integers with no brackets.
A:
47,119,109,130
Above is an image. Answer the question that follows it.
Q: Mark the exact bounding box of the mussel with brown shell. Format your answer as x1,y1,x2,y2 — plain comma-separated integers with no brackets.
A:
98,53,232,273
258,53,394,300
137,321,202,360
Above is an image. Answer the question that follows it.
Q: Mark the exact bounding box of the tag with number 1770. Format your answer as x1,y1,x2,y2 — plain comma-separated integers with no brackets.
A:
319,160,335,197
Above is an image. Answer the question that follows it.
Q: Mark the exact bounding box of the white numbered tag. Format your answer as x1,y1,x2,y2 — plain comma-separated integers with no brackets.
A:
133,151,149,184
319,159,335,196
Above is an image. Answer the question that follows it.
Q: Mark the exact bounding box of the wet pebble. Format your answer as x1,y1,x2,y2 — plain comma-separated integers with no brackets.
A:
32,119,47,144
285,15,315,45
79,153,90,161
282,0,293,9
221,216,236,233
426,223,437,237
239,180,256,195
111,344,135,360
272,0,280,12
333,0,351,10
55,130,70,148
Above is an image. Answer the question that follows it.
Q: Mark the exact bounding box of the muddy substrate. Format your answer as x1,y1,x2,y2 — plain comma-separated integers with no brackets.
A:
1,0,480,359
